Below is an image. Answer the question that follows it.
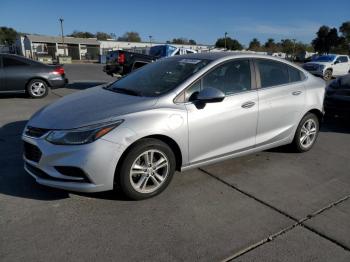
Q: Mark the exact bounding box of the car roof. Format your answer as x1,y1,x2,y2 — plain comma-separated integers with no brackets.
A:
175,51,288,62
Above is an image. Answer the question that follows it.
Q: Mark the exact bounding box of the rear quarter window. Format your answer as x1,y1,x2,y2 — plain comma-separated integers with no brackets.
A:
256,59,289,88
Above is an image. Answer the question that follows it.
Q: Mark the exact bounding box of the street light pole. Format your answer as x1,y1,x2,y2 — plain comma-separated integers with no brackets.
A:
59,18,66,56
224,32,228,50
149,35,153,47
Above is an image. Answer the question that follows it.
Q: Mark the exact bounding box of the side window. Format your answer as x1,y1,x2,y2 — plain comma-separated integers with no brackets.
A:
288,65,304,83
202,59,251,95
3,57,28,67
257,59,289,88
338,56,348,63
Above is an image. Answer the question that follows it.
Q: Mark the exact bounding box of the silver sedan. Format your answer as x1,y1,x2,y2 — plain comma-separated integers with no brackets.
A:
22,53,325,200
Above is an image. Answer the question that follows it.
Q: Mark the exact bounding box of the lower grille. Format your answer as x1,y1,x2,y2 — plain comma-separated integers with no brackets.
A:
26,163,90,183
23,142,42,163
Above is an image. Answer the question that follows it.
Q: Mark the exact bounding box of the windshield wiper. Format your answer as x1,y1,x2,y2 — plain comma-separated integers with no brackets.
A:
106,87,142,96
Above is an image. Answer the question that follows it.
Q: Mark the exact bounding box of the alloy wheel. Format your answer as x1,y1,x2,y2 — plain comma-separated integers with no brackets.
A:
300,119,317,149
30,82,46,97
129,149,169,194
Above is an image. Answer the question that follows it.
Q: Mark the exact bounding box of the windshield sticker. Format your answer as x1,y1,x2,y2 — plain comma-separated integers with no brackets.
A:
179,59,202,64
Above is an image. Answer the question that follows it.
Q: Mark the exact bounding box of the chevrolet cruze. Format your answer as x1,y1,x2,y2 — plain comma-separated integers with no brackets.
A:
22,53,325,200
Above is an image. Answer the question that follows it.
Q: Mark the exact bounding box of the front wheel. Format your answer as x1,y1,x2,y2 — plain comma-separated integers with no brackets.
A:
292,113,319,152
323,69,332,81
117,138,176,200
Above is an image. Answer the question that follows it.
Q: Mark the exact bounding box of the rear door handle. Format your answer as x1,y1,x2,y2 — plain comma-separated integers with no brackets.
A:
241,101,255,109
292,91,302,96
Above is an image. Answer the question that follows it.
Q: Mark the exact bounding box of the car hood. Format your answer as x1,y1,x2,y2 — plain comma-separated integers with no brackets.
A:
28,86,158,129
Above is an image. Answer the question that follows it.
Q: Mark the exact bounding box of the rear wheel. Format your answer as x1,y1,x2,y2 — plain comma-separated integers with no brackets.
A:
27,79,49,98
117,138,176,200
323,69,332,81
292,113,319,152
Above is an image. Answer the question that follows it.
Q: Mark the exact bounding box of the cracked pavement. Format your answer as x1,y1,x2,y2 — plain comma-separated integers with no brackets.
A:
1,64,349,261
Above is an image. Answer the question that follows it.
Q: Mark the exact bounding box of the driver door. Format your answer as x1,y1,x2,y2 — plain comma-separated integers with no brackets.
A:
185,59,258,164
333,56,349,76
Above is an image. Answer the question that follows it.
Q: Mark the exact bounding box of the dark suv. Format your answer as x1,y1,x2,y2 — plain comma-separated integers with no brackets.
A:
0,54,68,98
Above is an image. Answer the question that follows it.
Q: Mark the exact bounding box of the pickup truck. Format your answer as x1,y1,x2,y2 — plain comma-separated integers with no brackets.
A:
103,44,196,76
303,54,350,81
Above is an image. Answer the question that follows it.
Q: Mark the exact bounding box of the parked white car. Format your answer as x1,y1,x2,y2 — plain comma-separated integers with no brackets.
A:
303,54,350,81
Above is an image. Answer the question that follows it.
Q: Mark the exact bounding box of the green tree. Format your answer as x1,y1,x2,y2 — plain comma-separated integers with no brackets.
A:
264,38,279,53
68,31,95,38
248,38,261,51
215,37,243,50
117,32,141,42
339,21,350,42
0,26,18,45
96,32,112,40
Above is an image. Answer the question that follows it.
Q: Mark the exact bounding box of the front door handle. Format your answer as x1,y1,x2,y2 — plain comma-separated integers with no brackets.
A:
241,101,255,109
292,91,302,96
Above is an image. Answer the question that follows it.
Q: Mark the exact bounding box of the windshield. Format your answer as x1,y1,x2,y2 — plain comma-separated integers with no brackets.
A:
313,55,336,62
107,57,211,97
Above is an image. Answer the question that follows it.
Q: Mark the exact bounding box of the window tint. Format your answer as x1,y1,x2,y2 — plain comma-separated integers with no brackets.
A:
338,56,348,63
288,65,303,82
257,59,289,88
3,57,28,67
202,60,251,95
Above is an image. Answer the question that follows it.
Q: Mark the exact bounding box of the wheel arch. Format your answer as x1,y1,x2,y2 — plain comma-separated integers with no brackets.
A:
307,108,324,125
114,134,183,186
25,77,51,90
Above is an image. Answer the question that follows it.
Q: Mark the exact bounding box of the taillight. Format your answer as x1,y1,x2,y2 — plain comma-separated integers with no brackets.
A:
53,67,65,75
118,53,125,64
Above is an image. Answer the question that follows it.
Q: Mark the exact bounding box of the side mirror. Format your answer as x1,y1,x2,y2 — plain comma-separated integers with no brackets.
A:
196,87,225,103
334,60,340,64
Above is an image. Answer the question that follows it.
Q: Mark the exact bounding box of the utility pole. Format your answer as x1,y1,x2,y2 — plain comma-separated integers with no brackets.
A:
59,18,66,56
224,32,228,50
149,35,153,47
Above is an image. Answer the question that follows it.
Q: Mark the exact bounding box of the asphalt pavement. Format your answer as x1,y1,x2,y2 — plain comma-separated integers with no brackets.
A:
0,64,349,262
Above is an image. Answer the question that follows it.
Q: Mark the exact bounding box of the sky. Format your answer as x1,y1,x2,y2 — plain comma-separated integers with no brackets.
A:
1,0,350,46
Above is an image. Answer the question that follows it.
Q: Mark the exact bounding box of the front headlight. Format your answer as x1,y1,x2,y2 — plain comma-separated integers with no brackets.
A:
319,64,325,70
46,120,123,145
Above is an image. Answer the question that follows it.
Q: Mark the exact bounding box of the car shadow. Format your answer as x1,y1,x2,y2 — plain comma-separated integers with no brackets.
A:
0,120,128,201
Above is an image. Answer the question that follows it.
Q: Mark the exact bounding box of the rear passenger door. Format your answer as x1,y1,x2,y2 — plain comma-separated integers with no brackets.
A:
254,59,306,146
2,56,31,91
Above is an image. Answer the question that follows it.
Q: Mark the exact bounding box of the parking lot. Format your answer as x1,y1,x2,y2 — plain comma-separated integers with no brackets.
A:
0,64,350,261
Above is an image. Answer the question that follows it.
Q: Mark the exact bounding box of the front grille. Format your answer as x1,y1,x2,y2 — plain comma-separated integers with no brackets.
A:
23,142,42,163
25,126,49,138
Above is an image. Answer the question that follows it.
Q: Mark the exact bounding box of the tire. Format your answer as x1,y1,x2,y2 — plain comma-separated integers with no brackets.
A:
26,79,49,98
117,138,176,200
323,69,332,81
292,113,319,152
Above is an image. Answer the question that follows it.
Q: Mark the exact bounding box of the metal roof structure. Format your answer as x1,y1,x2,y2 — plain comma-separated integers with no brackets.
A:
25,34,99,45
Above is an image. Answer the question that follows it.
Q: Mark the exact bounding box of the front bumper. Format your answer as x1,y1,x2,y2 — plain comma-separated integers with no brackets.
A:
22,134,125,193
324,96,350,116
304,70,324,77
